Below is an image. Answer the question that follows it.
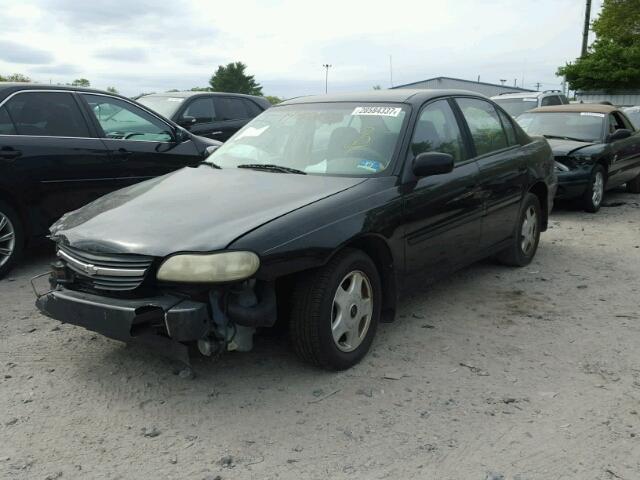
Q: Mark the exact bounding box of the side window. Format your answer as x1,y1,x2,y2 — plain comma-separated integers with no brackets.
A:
0,106,16,135
411,99,466,163
609,113,627,133
5,92,90,137
182,98,215,124
457,98,508,156
497,109,518,145
613,112,633,131
541,95,562,106
82,94,173,141
243,99,263,118
214,97,249,121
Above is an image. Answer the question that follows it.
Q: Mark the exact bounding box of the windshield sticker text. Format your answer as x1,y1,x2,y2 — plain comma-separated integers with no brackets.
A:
580,112,605,118
352,106,402,117
167,98,184,102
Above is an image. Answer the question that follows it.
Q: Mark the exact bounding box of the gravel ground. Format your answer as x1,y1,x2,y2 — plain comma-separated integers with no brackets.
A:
1,188,640,480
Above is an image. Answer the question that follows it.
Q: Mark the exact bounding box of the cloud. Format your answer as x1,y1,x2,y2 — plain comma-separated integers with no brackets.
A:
94,48,148,62
0,40,53,64
29,63,81,75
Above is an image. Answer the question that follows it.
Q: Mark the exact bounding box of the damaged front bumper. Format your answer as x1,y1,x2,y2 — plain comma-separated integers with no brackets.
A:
35,279,277,366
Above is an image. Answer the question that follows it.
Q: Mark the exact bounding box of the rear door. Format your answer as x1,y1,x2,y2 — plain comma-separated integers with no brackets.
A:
454,97,527,251
606,111,640,185
403,98,482,277
80,93,201,182
0,90,116,233
176,96,218,139
211,96,251,141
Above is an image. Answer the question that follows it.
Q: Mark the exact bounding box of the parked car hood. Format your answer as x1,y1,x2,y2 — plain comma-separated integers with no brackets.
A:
50,166,367,257
547,138,598,156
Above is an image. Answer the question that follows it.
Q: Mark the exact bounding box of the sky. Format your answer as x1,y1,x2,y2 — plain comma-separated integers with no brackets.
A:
0,0,602,98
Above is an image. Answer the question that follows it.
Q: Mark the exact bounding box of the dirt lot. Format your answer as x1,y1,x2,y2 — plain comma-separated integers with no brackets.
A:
2,188,640,480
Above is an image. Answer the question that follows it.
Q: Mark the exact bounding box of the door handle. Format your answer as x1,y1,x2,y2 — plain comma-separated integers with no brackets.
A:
210,131,223,136
116,148,133,159
0,149,22,160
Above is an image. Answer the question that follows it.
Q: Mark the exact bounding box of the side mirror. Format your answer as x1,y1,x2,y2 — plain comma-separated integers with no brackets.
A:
412,152,454,177
607,128,632,142
178,116,197,129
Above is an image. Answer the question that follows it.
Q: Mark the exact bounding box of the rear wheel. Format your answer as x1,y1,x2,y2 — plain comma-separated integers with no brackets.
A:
0,200,23,279
496,193,541,267
582,165,605,212
626,172,640,194
289,249,381,370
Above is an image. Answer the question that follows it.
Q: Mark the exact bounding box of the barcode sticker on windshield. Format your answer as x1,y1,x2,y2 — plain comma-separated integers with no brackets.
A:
523,98,538,102
580,112,605,117
352,106,402,117
167,98,184,102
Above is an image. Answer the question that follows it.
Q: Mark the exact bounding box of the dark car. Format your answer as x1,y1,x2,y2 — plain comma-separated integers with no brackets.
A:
137,91,271,142
0,83,222,277
36,89,556,371
517,104,640,212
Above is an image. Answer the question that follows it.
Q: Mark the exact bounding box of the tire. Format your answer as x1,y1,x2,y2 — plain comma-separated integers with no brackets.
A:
0,200,24,279
627,172,640,194
582,165,605,212
289,248,381,370
496,193,542,267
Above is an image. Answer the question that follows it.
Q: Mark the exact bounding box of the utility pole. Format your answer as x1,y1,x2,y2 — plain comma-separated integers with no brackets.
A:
500,79,506,86
534,82,541,91
581,0,592,57
514,78,518,88
389,55,393,88
322,64,332,94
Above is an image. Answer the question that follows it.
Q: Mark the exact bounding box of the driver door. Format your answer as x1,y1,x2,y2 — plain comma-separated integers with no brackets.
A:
80,93,201,184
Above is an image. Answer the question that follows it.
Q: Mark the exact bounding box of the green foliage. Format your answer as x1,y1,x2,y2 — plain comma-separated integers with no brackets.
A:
189,86,211,92
71,78,91,87
558,0,640,91
372,85,382,90
0,73,31,82
209,62,263,95
106,86,119,94
265,95,282,105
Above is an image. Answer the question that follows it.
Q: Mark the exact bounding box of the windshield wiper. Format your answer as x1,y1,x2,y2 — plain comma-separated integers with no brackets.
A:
201,160,221,169
237,164,307,175
543,134,591,143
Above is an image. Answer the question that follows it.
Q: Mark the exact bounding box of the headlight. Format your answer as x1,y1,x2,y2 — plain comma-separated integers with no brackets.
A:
554,161,570,172
157,251,260,283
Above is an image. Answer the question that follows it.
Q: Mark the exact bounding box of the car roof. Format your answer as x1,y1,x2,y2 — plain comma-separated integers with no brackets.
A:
530,104,619,114
0,82,115,96
491,92,545,100
141,91,265,100
279,89,487,106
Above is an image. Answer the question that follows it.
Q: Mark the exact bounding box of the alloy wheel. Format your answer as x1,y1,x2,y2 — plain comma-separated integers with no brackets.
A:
520,206,538,256
331,270,373,353
0,212,16,268
592,171,604,208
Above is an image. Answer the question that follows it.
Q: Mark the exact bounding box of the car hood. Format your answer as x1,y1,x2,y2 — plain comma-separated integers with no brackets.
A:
51,166,367,257
547,138,598,156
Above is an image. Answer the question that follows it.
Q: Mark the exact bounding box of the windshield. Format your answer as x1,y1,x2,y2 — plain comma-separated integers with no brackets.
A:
137,96,184,119
206,102,409,175
493,97,538,117
517,111,604,142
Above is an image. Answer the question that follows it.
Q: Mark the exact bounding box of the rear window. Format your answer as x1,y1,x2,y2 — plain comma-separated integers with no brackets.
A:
493,97,538,117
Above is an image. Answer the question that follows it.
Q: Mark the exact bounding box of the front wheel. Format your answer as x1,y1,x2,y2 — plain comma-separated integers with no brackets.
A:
0,200,23,279
496,193,541,267
582,165,605,212
289,249,381,370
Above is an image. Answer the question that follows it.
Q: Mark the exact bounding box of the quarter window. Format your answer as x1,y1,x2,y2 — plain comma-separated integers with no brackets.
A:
82,94,173,141
0,106,16,135
457,98,508,156
411,99,466,163
497,109,518,146
5,92,90,137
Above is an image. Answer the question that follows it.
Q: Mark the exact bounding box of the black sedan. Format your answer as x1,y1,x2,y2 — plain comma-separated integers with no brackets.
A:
137,91,271,142
517,104,640,212
0,83,221,278
36,89,556,370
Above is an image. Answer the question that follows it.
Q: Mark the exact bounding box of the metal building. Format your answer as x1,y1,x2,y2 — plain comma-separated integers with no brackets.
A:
575,90,640,107
391,76,534,97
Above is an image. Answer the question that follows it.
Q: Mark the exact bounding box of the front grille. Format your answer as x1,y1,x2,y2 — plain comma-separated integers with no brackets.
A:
57,245,153,291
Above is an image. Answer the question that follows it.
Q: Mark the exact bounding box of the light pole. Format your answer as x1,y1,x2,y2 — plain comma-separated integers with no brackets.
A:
500,79,507,86
323,64,332,94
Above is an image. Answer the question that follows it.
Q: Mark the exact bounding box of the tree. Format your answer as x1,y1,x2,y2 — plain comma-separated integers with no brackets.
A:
558,0,640,91
209,62,263,95
1,73,31,82
265,95,282,105
189,86,211,92
372,85,382,90
71,78,91,87
106,86,119,94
